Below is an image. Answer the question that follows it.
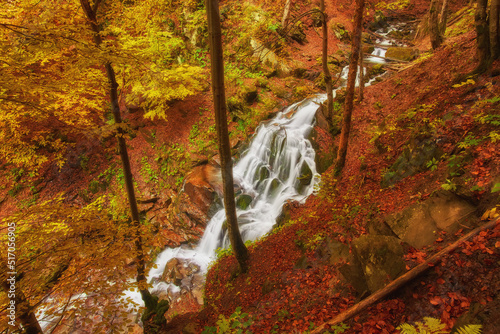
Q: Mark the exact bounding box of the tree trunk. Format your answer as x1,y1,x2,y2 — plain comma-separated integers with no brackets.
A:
429,0,444,49
358,46,364,101
2,281,43,334
439,0,449,36
206,0,249,272
320,0,334,124
282,0,292,28
490,0,500,60
335,0,364,173
475,0,491,73
79,0,157,312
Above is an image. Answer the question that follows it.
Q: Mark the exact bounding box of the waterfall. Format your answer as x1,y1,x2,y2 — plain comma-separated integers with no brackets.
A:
122,95,326,308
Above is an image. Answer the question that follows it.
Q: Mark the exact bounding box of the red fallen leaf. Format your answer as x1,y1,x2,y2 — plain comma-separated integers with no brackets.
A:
442,310,450,321
496,241,500,248
430,296,442,305
413,293,419,298
435,237,444,242
437,278,445,284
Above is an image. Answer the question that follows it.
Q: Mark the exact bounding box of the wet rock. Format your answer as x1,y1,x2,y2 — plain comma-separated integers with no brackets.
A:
236,194,253,210
176,163,221,228
162,258,183,285
298,161,313,186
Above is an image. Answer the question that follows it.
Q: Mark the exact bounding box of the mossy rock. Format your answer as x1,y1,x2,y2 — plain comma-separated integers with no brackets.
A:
381,137,441,188
385,47,419,61
369,11,387,31
369,63,385,77
298,161,313,186
331,22,350,42
293,85,313,100
362,44,375,55
290,21,307,44
236,194,253,210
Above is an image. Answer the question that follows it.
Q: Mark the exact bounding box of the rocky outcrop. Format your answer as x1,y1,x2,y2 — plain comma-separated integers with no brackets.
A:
318,235,406,296
251,39,292,77
175,163,222,228
385,190,476,248
381,137,442,188
352,235,406,293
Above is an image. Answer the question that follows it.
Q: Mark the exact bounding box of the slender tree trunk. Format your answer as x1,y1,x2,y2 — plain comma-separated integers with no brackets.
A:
79,0,157,312
282,0,293,27
490,0,500,60
475,0,491,73
429,0,444,49
2,281,43,334
335,0,364,173
206,0,249,272
439,0,449,35
320,0,334,125
358,46,364,101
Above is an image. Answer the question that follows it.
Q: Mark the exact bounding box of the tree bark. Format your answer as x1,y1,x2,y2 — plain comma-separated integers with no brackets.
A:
320,0,334,125
439,0,449,35
475,0,491,73
358,46,364,101
429,0,444,49
311,218,499,334
79,0,157,312
206,0,249,271
282,0,293,28
335,0,364,173
490,0,500,60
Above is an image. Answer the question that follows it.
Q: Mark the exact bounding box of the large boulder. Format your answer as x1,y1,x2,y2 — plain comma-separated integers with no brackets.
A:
317,238,369,297
385,191,476,248
317,235,406,296
385,203,438,249
352,235,406,293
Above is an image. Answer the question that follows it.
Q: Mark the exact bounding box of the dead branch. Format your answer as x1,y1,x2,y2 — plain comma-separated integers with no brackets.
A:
311,218,499,334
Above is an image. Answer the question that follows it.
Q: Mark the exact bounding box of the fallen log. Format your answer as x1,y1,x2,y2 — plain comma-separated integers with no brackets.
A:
310,218,499,334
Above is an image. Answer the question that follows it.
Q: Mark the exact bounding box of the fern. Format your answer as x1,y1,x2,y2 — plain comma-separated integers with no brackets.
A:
454,324,482,334
397,317,482,334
